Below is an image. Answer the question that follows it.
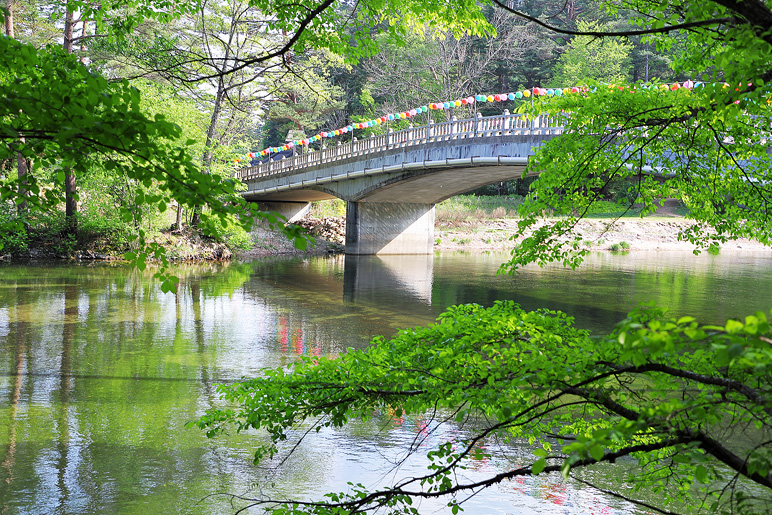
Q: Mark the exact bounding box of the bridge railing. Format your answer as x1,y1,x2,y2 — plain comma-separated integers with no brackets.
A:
237,111,564,181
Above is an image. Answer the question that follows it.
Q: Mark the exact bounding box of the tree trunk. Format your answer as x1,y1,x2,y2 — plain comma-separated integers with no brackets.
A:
191,61,227,228
62,9,78,234
3,0,14,37
174,204,183,231
16,138,27,216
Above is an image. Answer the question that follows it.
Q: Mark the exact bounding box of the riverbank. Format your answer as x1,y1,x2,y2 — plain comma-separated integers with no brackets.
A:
243,213,770,258
435,217,770,253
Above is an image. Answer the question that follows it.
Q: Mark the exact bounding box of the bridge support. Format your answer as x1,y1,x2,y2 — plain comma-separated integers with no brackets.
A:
255,201,311,223
345,202,434,255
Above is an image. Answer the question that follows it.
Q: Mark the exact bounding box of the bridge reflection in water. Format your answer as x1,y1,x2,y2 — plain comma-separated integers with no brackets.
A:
239,111,563,255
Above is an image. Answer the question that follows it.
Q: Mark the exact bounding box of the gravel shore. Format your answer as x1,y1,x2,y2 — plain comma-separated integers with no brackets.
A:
435,218,770,253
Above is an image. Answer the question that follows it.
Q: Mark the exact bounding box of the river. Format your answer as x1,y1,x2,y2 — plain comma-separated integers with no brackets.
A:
1,250,771,514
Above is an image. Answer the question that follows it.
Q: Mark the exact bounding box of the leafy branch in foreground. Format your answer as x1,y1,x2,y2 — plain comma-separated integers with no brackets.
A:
195,301,772,515
1,35,310,289
505,80,772,272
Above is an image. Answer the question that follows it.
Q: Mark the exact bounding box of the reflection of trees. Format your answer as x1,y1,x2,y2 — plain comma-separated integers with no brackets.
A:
55,276,79,508
1,280,29,498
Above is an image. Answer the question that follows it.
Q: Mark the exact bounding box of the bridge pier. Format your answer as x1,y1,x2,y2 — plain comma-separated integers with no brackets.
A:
345,202,435,255
255,201,311,223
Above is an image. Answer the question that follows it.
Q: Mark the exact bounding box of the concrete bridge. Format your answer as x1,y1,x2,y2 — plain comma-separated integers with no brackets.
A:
238,111,564,254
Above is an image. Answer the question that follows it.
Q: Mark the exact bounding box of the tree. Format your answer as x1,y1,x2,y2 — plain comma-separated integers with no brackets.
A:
363,8,530,118
551,20,633,86
493,0,772,272
0,34,305,286
195,301,772,514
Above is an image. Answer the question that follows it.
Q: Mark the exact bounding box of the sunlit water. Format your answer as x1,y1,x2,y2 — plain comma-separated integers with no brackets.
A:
1,250,771,514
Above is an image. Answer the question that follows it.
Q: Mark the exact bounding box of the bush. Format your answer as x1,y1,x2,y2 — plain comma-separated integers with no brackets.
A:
435,195,524,223
310,199,346,218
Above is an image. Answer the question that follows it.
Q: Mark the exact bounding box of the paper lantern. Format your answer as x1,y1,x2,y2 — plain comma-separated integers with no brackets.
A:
421,105,428,112
410,109,417,116
546,89,554,96
461,98,468,105
485,95,493,102
671,83,680,91
507,93,515,100
466,97,474,104
515,91,522,99
523,90,531,98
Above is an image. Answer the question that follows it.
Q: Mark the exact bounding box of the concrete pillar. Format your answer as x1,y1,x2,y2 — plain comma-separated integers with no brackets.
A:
345,202,435,255
255,201,311,223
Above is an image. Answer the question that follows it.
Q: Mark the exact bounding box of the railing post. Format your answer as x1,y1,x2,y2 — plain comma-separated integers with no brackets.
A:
369,133,375,150
407,123,413,145
427,119,434,142
503,109,511,135
387,128,392,150
475,113,481,138
451,116,457,139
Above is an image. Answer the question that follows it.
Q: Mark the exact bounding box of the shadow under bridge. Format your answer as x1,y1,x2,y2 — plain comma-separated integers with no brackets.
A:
238,112,563,255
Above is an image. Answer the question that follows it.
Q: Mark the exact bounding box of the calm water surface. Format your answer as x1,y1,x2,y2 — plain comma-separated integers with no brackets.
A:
1,250,771,514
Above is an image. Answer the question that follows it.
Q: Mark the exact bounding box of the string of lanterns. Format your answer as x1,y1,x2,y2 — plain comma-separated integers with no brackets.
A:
235,80,709,163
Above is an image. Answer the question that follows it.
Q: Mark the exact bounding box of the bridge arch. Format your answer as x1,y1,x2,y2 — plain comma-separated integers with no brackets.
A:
240,112,563,254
